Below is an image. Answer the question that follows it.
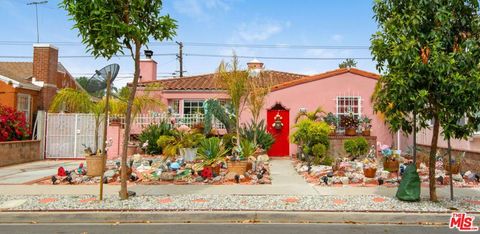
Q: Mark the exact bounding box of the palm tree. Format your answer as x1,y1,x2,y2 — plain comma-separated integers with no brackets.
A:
215,54,250,147
294,106,325,123
338,58,357,69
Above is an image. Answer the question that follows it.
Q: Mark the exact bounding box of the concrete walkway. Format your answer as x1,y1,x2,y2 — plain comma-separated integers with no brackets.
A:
0,160,81,184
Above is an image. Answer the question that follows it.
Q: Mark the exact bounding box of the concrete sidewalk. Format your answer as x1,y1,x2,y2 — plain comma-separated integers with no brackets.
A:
0,160,81,184
0,159,478,199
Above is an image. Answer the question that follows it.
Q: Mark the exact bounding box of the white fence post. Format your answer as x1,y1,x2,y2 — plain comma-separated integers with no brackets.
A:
74,114,78,158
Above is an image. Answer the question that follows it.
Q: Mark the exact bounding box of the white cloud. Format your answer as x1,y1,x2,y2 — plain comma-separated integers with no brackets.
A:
331,34,344,43
234,20,291,42
172,0,231,19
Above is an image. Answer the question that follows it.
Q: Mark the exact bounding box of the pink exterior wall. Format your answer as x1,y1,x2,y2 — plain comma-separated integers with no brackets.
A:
417,127,480,153
239,72,394,155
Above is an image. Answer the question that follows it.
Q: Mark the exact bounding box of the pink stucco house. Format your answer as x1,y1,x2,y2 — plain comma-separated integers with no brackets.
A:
121,52,395,158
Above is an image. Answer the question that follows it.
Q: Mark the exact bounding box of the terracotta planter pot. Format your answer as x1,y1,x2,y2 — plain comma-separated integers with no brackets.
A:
383,158,399,172
362,129,371,136
443,161,461,175
345,127,357,136
85,155,106,177
227,161,248,175
364,167,377,178
127,144,137,156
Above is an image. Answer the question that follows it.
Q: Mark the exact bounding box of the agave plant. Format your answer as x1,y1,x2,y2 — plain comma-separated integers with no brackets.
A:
196,137,229,166
240,120,275,151
239,139,256,160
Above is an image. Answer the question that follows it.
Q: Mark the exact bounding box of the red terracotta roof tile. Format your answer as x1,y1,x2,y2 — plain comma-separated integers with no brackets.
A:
139,70,307,90
271,68,380,91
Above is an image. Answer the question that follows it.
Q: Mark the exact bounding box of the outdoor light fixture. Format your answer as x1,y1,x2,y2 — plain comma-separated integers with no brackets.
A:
145,50,154,59
299,107,307,113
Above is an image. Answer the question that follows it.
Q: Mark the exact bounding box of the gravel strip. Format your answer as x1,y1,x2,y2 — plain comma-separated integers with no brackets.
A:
0,194,479,212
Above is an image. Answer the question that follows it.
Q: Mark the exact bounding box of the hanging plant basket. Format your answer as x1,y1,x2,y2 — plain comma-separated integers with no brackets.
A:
345,127,357,136
85,155,106,177
383,157,399,172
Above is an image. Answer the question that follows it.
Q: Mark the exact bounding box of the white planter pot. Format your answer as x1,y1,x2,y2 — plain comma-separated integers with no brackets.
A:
180,148,197,161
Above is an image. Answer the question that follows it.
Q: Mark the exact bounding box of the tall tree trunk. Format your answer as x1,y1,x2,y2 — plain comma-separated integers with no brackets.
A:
429,115,440,202
119,42,141,200
448,137,453,201
252,116,258,146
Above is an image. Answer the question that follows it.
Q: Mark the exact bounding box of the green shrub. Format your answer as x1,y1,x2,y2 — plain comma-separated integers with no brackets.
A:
354,137,369,156
139,122,171,154
222,133,236,154
311,143,327,165
240,120,275,151
157,135,176,157
292,119,331,162
344,137,369,159
321,155,334,166
197,137,228,166
240,139,256,160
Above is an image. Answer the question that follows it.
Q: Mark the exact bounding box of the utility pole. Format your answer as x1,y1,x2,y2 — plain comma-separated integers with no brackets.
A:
176,41,184,77
27,1,48,43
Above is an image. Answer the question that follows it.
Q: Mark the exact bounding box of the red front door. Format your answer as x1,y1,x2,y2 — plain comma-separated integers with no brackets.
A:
267,103,289,157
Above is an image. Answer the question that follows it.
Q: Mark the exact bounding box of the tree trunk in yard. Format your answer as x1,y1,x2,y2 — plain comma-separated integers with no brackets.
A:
94,116,99,153
119,42,141,200
429,115,440,202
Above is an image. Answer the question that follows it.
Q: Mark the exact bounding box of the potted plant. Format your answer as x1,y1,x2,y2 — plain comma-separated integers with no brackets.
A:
228,139,256,175
443,151,464,175
340,112,359,136
196,137,228,175
323,112,338,135
359,116,372,136
381,145,399,172
343,137,369,161
176,125,205,161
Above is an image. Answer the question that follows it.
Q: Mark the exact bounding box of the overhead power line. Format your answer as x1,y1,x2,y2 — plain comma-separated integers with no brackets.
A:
0,40,370,50
184,53,372,60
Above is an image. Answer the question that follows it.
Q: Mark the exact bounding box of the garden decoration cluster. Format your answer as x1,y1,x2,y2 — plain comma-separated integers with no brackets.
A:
0,105,31,142
294,141,479,188
45,119,274,185
291,107,479,188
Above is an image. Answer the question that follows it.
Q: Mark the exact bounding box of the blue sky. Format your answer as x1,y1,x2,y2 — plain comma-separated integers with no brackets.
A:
0,0,378,87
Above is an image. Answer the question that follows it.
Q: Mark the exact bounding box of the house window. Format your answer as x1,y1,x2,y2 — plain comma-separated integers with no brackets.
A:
17,93,31,123
183,100,205,115
336,96,362,119
168,99,179,114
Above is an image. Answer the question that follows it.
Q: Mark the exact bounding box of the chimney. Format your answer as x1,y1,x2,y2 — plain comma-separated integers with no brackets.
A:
33,44,59,110
247,59,264,70
139,50,157,82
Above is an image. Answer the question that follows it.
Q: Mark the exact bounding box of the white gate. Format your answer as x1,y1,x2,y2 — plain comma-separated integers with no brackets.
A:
45,113,103,158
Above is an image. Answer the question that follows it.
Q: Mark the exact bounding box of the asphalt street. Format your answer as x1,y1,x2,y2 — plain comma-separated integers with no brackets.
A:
0,223,453,234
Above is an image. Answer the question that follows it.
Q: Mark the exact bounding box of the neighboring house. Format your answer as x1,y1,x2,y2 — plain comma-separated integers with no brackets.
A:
134,52,394,156
0,44,80,124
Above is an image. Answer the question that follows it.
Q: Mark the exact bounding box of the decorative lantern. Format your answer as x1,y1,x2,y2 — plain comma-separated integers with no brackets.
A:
272,113,284,130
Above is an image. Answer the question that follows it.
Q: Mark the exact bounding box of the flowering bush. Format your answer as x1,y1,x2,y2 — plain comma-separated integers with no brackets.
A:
339,113,359,129
0,105,30,141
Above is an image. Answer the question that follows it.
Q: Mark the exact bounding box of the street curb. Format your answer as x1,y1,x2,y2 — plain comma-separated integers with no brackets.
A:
0,211,453,225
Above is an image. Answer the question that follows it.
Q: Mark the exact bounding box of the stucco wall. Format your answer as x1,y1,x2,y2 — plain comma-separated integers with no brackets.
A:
242,72,393,155
0,140,41,167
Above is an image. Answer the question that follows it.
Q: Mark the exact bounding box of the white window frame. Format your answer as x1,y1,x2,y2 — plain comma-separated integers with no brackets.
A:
168,99,180,114
183,99,205,115
17,93,31,123
335,96,362,119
